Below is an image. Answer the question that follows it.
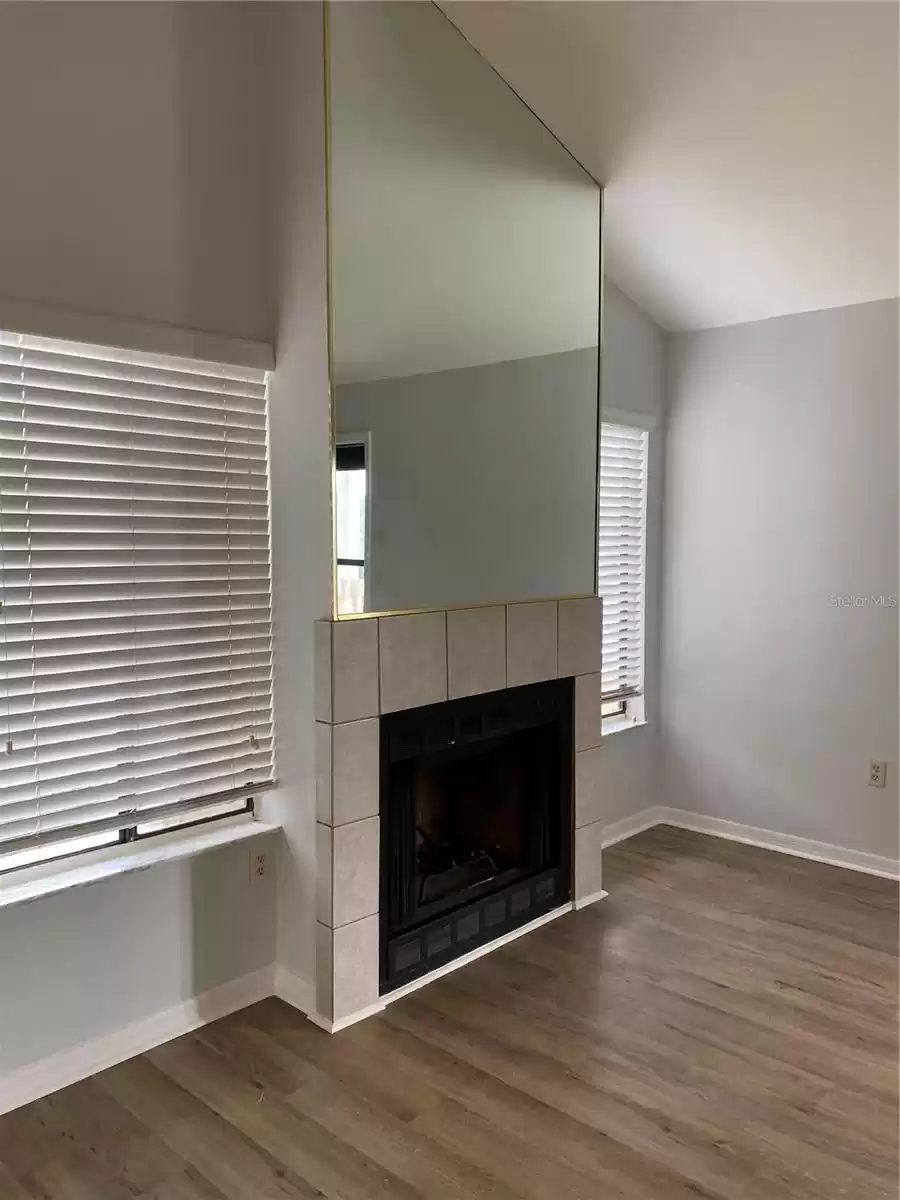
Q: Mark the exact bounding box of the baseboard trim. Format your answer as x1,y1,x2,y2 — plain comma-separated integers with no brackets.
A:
0,965,275,1117
574,888,608,910
601,808,663,848
310,999,388,1035
656,807,900,880
273,964,316,1016
302,902,576,1035
610,805,900,881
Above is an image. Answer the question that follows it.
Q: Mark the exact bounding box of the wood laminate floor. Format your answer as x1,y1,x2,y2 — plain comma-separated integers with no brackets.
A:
1,825,897,1200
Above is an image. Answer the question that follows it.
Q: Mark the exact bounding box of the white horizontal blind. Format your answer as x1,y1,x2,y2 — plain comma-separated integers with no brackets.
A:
598,422,649,700
0,330,273,864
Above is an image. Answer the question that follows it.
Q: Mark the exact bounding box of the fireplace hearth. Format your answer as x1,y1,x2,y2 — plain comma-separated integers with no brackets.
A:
380,678,573,992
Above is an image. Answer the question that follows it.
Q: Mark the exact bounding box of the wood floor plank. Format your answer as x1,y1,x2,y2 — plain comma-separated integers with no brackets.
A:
97,1055,326,1200
146,1033,421,1200
198,1015,519,1200
0,1160,33,1200
0,826,895,1200
140,1173,233,1200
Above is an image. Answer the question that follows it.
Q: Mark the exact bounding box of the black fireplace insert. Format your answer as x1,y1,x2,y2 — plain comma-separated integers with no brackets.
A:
380,678,573,992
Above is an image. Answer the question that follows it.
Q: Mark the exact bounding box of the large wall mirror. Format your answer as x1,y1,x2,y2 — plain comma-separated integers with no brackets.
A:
328,0,602,617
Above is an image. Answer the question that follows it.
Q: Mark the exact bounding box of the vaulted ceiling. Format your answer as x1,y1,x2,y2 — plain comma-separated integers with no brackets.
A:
442,1,899,331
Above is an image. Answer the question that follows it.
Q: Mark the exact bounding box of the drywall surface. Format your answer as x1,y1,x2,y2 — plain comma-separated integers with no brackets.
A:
0,836,276,1077
336,347,599,612
660,300,899,856
0,0,327,1090
0,1,268,342
598,284,666,824
261,0,332,997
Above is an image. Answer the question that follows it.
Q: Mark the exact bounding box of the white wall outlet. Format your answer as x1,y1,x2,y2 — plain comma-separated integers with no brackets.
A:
250,848,269,884
869,761,887,789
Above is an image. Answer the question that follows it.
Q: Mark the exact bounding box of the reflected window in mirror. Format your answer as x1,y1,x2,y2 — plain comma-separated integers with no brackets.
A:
598,422,649,728
335,437,369,615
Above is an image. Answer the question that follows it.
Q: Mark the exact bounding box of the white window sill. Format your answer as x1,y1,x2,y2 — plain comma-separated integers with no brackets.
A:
0,817,281,913
602,693,647,738
603,715,649,738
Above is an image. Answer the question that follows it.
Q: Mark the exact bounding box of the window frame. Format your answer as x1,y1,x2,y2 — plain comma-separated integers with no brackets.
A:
0,329,275,875
597,409,654,730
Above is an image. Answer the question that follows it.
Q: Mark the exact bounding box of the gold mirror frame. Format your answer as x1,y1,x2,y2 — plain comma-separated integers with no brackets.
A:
323,0,605,621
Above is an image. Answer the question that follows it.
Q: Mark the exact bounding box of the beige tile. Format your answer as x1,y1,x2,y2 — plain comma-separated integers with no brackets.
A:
379,612,447,713
316,721,333,824
332,718,379,826
314,620,332,723
575,745,603,828
506,601,558,687
316,822,333,926
575,673,605,751
575,820,604,903
332,619,380,723
332,914,380,1021
558,597,603,678
332,816,380,928
447,606,506,699
315,921,334,1021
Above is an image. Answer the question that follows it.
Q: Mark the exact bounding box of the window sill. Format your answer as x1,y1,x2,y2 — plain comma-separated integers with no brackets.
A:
0,817,281,913
602,716,649,738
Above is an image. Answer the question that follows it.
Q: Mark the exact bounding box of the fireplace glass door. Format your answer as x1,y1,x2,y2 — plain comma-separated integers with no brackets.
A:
380,680,572,991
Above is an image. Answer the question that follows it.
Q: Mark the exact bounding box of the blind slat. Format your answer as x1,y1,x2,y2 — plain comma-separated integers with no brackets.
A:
0,329,273,865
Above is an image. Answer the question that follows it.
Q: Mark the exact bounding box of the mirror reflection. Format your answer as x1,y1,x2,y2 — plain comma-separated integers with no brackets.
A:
328,1,601,616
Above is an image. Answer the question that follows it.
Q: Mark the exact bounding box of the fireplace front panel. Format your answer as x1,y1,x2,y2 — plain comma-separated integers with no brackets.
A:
380,679,573,992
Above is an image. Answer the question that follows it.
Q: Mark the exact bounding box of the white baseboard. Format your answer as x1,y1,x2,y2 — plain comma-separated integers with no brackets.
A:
574,888,608,910
273,964,385,1033
601,808,664,848
655,807,900,880
0,965,275,1117
607,805,900,881
312,999,387,1034
272,964,316,1015
296,902,576,1035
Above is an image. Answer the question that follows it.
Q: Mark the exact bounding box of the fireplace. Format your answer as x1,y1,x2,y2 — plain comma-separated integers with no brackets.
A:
380,678,573,992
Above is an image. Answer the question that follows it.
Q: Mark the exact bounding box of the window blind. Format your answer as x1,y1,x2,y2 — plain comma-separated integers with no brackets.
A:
0,330,274,866
597,422,649,700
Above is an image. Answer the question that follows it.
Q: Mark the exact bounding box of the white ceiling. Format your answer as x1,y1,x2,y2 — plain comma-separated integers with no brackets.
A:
441,0,899,332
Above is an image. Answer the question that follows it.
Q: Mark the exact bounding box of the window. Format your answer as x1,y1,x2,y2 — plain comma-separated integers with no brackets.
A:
335,437,368,615
597,420,649,725
0,330,274,872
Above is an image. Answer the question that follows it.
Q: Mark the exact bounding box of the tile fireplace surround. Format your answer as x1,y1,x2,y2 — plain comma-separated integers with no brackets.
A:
313,597,606,1030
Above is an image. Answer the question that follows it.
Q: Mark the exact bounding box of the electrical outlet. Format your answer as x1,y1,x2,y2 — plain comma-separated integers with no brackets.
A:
249,848,269,885
869,761,887,789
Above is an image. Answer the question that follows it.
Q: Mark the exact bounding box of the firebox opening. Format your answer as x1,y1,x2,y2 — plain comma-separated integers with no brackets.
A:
414,727,552,908
380,679,573,993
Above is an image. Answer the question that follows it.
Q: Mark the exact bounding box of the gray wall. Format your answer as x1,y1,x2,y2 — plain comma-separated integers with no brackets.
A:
263,0,332,999
0,836,277,1077
336,348,598,612
0,2,268,343
660,300,899,855
598,284,666,827
0,0,310,1087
